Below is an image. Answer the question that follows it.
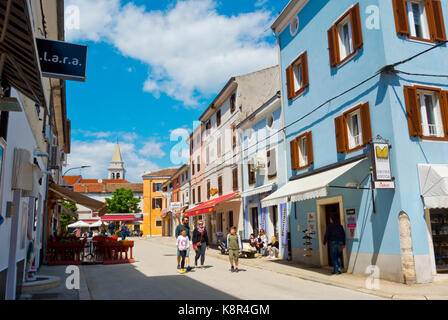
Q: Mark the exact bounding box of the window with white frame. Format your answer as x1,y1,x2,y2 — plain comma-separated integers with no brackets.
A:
406,0,430,39
292,59,303,93
337,15,354,61
346,108,363,149
298,135,308,168
418,89,444,137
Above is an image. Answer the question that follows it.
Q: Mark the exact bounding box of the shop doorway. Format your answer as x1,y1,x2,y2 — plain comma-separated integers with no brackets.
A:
427,208,448,273
250,207,259,236
324,204,344,268
269,205,279,238
228,211,234,230
317,196,346,268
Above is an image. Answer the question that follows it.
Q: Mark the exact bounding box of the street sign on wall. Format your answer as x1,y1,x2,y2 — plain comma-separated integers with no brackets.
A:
371,142,395,189
36,38,88,82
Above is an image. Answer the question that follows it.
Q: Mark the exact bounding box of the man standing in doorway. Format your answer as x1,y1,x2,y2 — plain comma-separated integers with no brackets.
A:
323,215,346,275
175,216,191,271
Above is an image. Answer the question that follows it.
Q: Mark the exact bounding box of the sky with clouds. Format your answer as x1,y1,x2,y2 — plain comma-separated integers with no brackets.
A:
65,0,288,182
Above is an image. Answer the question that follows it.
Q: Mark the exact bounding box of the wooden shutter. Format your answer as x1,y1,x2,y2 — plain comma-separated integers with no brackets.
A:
403,86,423,137
335,116,347,153
152,198,155,209
440,91,448,137
286,65,294,99
290,139,299,170
232,168,238,191
300,52,309,89
360,103,373,145
306,132,314,165
430,0,447,41
392,0,410,35
152,183,156,192
328,25,339,67
350,3,363,51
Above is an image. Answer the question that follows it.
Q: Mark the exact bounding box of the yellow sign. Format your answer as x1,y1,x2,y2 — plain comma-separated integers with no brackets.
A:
376,146,388,159
210,189,218,196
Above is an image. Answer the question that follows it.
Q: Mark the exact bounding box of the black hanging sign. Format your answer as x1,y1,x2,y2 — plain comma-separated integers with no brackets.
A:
36,38,88,82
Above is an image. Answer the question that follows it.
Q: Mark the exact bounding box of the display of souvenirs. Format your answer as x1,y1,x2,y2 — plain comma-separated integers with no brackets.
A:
303,229,313,257
430,209,448,272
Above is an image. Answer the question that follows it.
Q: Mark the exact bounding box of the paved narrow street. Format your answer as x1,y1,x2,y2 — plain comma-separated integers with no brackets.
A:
81,238,385,300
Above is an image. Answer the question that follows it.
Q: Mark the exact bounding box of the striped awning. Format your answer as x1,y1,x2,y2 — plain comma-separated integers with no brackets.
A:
0,0,46,106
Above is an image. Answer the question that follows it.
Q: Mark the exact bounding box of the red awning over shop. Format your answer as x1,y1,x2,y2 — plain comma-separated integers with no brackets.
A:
185,192,239,217
101,214,143,222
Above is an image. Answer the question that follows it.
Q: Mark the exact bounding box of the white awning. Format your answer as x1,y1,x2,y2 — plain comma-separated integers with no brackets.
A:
241,183,276,198
261,159,366,208
418,164,448,209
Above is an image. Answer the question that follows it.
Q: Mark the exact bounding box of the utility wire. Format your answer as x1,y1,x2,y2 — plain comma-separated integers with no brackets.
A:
194,41,448,178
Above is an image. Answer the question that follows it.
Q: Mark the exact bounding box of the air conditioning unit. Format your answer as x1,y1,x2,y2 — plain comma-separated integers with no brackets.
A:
49,145,61,169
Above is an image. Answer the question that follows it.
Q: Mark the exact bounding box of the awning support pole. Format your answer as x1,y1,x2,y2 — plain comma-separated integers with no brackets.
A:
370,169,376,215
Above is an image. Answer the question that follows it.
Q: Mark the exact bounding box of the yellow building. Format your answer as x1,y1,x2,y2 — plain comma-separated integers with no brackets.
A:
142,168,178,236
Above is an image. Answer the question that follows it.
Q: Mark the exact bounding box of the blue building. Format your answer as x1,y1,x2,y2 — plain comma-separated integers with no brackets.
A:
263,0,448,283
237,92,289,259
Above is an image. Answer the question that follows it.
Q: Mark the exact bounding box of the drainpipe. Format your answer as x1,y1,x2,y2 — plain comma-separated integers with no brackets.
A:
273,30,290,260
238,126,246,238
42,83,65,265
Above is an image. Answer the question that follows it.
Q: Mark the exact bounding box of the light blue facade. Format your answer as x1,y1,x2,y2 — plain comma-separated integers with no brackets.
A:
238,96,289,258
276,0,448,283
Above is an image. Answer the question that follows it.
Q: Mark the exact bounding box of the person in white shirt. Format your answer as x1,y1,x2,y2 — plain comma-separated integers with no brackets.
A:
176,229,190,273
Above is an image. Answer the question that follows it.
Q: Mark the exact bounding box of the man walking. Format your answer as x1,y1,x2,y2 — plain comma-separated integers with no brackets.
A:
175,216,191,271
323,215,346,275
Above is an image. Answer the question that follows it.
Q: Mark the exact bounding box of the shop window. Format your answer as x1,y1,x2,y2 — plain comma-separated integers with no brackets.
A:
207,180,211,200
230,93,236,113
216,109,221,127
328,3,363,67
404,86,448,140
335,103,372,153
248,163,256,185
393,0,446,42
267,148,277,179
218,175,223,196
232,167,238,191
429,209,448,272
152,198,162,209
286,51,309,99
290,132,313,170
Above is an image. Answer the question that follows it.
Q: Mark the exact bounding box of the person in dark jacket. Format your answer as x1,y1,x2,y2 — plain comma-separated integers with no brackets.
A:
192,220,209,268
323,216,346,274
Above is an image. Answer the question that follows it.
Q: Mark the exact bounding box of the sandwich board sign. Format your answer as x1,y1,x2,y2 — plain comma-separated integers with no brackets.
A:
36,38,88,82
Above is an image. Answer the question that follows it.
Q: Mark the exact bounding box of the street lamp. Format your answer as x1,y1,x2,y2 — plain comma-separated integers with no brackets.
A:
63,165,91,176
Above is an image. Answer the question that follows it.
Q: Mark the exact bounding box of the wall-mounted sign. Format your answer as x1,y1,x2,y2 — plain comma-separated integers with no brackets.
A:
210,189,218,196
372,142,394,189
345,208,358,239
306,212,316,239
36,38,88,82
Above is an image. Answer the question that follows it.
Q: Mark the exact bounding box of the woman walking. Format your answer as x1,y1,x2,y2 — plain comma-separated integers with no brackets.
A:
192,220,209,269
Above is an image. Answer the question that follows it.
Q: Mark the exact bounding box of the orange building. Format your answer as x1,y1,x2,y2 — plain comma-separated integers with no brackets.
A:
142,168,178,236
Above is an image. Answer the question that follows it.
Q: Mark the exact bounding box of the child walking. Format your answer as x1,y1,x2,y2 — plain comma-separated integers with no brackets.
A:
176,229,190,274
225,226,242,273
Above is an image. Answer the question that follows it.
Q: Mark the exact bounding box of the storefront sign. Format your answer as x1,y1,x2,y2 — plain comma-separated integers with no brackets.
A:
36,38,88,82
306,212,316,239
374,181,395,189
280,203,288,248
170,202,181,210
345,208,358,239
372,143,394,189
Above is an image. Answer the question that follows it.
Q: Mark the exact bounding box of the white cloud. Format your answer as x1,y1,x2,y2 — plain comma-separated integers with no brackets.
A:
65,0,277,107
67,139,159,182
255,0,269,7
139,140,166,158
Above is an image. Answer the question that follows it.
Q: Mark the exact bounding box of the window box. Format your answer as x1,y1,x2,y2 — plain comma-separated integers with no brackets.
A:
335,103,372,153
393,0,446,42
286,51,309,99
328,3,363,68
290,131,314,170
404,85,448,140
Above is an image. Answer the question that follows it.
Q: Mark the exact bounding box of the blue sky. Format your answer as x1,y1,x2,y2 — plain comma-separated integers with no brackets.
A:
65,0,289,181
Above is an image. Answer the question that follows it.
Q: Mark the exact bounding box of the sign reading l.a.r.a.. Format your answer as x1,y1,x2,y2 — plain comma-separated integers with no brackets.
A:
36,38,88,82
372,142,394,189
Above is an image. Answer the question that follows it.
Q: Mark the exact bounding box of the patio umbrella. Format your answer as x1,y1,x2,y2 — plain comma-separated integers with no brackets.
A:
89,220,103,228
68,221,91,228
